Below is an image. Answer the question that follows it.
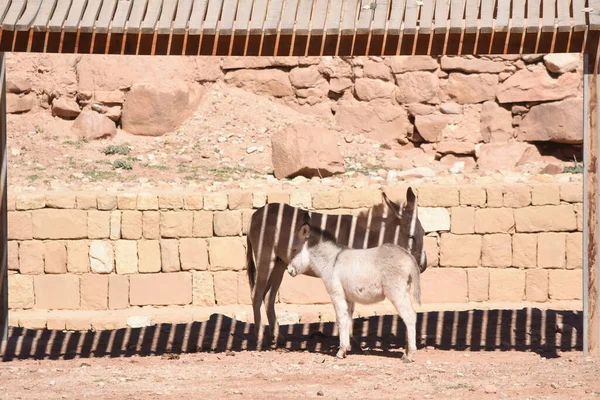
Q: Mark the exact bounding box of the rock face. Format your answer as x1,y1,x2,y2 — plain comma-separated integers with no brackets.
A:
481,101,513,142
496,67,579,103
517,98,583,143
52,97,81,119
446,73,498,104
6,93,36,114
271,124,345,179
71,110,117,140
121,82,204,136
335,101,410,142
224,69,294,98
476,142,542,171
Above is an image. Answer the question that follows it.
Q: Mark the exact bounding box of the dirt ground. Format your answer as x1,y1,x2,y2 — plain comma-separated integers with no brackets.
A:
0,348,598,400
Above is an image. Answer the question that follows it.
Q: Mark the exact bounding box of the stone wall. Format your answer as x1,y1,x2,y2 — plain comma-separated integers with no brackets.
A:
7,183,583,329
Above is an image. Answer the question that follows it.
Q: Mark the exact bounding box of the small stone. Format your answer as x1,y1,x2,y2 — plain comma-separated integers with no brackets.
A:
449,161,465,174
127,316,151,328
246,146,258,154
317,390,324,396
440,102,463,115
217,136,227,143
484,385,498,394
344,135,355,143
540,164,564,175
550,382,559,389
11,148,21,157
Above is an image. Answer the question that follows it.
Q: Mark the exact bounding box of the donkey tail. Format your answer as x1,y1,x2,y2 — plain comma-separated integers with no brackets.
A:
410,253,421,305
246,235,256,291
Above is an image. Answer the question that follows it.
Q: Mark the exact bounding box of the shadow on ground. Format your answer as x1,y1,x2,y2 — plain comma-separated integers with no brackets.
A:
0,308,582,361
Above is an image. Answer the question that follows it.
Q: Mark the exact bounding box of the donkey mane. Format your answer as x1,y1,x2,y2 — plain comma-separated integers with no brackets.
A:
308,226,339,244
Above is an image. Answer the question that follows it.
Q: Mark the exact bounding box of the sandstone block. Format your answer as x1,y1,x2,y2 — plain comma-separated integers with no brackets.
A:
67,241,89,273
526,270,548,302
242,210,255,235
121,211,143,239
503,185,531,208
143,211,160,239
46,193,76,209
160,239,180,272
340,189,378,209
355,78,396,101
138,240,161,273
312,190,340,209
193,211,213,237
44,241,67,274
8,241,18,271
130,272,192,306
480,101,513,143
228,191,253,210
476,142,541,171
193,271,216,306
267,192,290,204
115,240,138,274
32,210,87,239
117,193,137,210
514,205,576,232
512,234,537,268
97,194,117,210
87,211,110,239
575,203,583,231
19,241,44,274
481,234,512,267
213,211,242,236
468,268,489,302
394,71,439,103
417,186,459,207
459,187,487,206
71,110,116,140
160,211,193,238
8,274,34,309
80,274,109,310
213,271,240,306
385,56,439,73
474,208,515,233
549,270,582,300
237,271,252,305
16,194,45,210
8,211,32,240
441,56,505,73
89,240,114,273
518,98,583,144
496,67,579,103
419,207,450,233
566,232,582,269
180,238,209,270
280,274,331,304
77,194,97,210
421,268,468,303
34,274,80,310
489,269,525,302
253,192,267,208
110,211,121,240
538,232,566,269
424,236,439,267
544,53,580,73
106,275,128,312
486,186,504,207
451,207,475,234
531,184,560,206
290,191,312,208
440,234,481,267
208,237,246,270
184,194,203,210
203,193,228,211
137,193,159,210
560,184,582,203
446,73,498,104
159,193,184,210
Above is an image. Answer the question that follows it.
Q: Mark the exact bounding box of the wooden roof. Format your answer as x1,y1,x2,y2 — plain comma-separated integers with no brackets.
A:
0,0,598,56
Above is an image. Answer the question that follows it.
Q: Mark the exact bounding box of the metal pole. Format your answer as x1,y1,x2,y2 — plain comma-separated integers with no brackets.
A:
584,51,590,356
0,51,7,345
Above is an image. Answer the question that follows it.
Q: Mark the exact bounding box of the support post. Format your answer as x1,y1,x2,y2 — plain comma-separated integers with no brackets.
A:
0,51,7,345
584,34,600,357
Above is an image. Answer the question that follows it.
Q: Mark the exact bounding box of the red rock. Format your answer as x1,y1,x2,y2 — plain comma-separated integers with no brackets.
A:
271,124,345,179
52,97,81,119
540,164,564,175
517,98,583,144
496,67,579,103
289,66,326,89
335,101,410,142
7,78,32,94
436,142,476,155
363,60,393,81
385,56,439,73
71,110,117,140
414,114,455,142
354,78,396,101
224,69,294,98
6,93,36,114
481,101,513,143
394,71,439,104
476,142,542,171
543,54,580,74
440,56,505,73
446,73,498,104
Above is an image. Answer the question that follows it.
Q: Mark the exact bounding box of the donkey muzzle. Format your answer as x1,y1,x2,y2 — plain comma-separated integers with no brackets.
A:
287,266,297,277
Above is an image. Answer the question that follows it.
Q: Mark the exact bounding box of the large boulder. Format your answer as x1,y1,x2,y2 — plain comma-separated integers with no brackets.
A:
517,98,583,144
224,69,294,98
481,101,513,143
52,97,81,119
335,100,410,142
496,66,579,103
6,78,32,94
71,110,117,140
6,93,36,114
121,82,203,136
446,73,498,104
476,142,542,171
271,124,345,179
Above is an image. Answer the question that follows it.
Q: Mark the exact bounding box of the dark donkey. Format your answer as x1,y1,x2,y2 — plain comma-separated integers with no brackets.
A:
246,187,427,344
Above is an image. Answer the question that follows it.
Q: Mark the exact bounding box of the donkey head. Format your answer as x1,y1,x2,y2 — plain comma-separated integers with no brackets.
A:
381,187,418,220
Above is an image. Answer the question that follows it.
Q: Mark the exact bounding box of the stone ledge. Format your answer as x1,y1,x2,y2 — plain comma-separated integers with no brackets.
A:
8,301,582,332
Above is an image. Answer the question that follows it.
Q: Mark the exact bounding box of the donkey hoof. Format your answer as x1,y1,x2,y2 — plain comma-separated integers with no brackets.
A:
402,356,414,364
275,334,287,347
336,350,346,359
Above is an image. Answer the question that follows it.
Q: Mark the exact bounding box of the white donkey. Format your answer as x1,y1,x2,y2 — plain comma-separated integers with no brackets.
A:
287,219,421,361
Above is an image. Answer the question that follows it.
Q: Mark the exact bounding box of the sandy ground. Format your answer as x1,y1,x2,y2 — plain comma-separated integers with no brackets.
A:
0,349,599,400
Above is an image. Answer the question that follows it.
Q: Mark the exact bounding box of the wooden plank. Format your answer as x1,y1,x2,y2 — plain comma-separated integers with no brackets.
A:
78,0,101,32
387,0,404,34
280,0,299,34
0,0,11,24
590,0,600,30
541,0,555,32
464,0,479,34
433,0,450,33
172,0,194,34
449,0,464,34
95,0,118,33
47,0,72,32
479,0,493,33
187,0,209,35
573,0,586,31
526,0,541,32
325,0,342,34
231,0,251,34
404,0,419,35
295,0,313,35
156,0,178,34
495,0,510,32
217,0,237,35
557,0,572,32
201,0,222,35
511,0,526,33
370,0,388,35
263,0,283,34
2,0,26,30
418,0,435,34
15,0,42,30
62,0,87,32
139,0,161,33
309,0,328,35
248,0,268,34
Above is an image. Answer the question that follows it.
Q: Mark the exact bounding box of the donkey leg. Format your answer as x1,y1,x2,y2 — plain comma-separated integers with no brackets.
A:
264,260,287,346
331,295,351,359
389,288,418,363
252,270,270,343
347,301,359,349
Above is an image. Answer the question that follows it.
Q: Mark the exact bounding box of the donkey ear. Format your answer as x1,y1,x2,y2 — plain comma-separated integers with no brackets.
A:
382,191,401,217
406,187,417,205
299,223,311,239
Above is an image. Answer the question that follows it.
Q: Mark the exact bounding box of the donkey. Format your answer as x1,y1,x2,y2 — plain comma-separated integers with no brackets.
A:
246,187,426,344
287,221,421,361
